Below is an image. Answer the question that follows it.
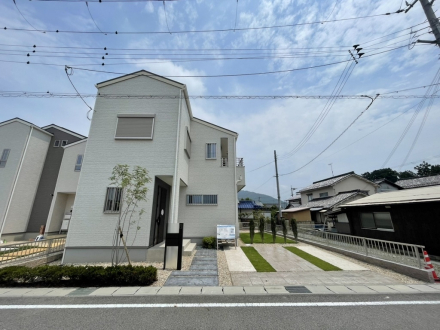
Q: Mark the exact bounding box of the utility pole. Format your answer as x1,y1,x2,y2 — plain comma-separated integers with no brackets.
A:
407,0,440,46
274,150,282,222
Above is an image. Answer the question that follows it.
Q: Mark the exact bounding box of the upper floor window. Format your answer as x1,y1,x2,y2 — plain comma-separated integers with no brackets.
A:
74,154,83,172
184,127,191,158
54,140,60,147
206,143,217,159
319,192,328,198
103,187,123,213
307,194,313,201
61,140,68,147
187,194,218,205
0,149,10,168
115,114,155,140
360,212,394,231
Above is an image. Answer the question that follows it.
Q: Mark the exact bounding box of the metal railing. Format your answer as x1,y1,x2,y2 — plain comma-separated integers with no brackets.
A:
0,237,66,266
236,158,244,167
221,157,228,167
297,228,425,269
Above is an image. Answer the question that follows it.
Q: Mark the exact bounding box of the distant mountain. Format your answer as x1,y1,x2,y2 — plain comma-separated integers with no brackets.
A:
238,190,287,207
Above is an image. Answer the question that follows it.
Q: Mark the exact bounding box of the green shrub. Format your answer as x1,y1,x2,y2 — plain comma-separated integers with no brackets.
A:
258,216,265,243
0,265,157,287
290,218,298,241
202,236,216,249
249,219,255,244
270,218,277,243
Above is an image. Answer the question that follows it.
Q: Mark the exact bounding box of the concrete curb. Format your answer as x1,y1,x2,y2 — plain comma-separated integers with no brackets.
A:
0,284,439,297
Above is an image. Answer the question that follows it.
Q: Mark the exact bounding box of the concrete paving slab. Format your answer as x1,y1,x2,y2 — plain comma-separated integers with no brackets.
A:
44,288,77,296
89,287,119,296
367,286,399,293
264,286,289,294
157,287,181,295
67,288,97,296
295,245,367,270
346,286,376,294
243,286,267,294
387,285,419,293
223,286,245,295
190,264,218,270
0,288,13,295
326,286,354,294
201,287,224,295
305,285,335,294
224,247,256,272
164,276,218,286
255,245,321,272
2,288,33,296
112,287,140,296
170,270,218,276
428,284,440,291
408,285,440,292
135,287,160,295
179,286,202,295
22,288,54,296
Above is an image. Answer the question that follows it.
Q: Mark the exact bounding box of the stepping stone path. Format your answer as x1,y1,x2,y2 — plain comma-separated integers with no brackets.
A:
164,249,218,286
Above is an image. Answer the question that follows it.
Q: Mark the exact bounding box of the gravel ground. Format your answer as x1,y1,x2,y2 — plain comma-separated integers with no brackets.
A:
217,250,232,286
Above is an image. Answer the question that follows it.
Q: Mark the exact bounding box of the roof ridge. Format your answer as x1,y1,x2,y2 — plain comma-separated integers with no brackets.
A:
312,171,354,184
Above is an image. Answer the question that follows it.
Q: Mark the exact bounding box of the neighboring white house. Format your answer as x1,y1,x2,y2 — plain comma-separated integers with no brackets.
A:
45,139,87,235
374,178,402,193
0,118,52,240
63,70,245,263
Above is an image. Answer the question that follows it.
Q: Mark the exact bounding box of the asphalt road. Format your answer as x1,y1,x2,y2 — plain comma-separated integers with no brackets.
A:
0,294,439,330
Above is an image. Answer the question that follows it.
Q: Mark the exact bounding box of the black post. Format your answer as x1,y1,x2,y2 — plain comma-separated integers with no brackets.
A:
163,223,184,270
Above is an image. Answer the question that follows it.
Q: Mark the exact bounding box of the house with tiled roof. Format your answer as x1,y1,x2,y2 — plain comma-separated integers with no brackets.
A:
374,178,403,193
395,175,440,189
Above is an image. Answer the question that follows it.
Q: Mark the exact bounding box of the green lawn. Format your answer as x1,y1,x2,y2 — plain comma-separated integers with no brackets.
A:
284,247,342,271
241,247,276,272
240,233,296,244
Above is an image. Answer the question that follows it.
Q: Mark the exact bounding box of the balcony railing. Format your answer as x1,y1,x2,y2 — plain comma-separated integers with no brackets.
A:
221,157,228,167
236,158,244,167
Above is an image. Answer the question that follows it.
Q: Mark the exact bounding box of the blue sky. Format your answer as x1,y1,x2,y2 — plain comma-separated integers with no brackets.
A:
1,0,439,201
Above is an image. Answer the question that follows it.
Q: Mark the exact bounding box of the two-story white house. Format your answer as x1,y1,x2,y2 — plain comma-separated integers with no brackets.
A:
63,70,245,263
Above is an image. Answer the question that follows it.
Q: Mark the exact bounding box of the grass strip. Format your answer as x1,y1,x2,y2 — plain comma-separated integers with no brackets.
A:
241,247,276,272
240,233,296,244
284,247,342,271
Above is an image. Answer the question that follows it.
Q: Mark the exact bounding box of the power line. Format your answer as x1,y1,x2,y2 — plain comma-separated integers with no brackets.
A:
162,1,172,34
64,66,94,120
12,0,40,31
85,2,106,34
2,11,401,35
279,95,380,177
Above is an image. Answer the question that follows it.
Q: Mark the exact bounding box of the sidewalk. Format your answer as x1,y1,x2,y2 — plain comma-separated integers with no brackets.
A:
0,284,439,297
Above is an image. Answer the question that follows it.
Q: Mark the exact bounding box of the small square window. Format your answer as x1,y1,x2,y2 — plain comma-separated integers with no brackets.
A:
61,140,68,147
206,143,217,159
103,187,123,213
319,192,328,198
53,140,60,147
74,154,83,172
307,194,313,201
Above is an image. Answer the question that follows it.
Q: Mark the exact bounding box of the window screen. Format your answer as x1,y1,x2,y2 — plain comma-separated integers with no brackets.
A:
104,187,123,213
74,154,83,172
187,194,218,205
360,213,375,229
115,115,155,139
361,212,393,230
0,149,10,168
206,143,217,159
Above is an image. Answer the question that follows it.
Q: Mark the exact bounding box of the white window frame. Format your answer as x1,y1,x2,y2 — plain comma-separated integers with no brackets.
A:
0,149,10,168
206,143,217,159
53,140,60,147
61,140,68,147
360,212,394,232
74,154,83,172
103,187,123,213
114,114,155,140
187,194,218,205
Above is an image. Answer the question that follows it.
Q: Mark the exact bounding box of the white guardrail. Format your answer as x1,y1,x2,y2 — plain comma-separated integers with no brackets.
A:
249,222,426,269
0,237,66,266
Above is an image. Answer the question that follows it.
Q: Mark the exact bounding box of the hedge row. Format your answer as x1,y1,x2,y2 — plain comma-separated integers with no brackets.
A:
0,265,157,287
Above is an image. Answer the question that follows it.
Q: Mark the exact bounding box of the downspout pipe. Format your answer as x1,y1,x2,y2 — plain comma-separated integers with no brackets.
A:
170,89,183,224
0,126,33,237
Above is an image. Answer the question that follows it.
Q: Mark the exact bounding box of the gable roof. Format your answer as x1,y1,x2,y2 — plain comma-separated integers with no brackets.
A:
298,172,377,193
238,201,262,210
0,117,53,136
341,186,440,207
304,190,369,209
193,117,238,137
395,175,440,189
374,178,403,190
63,138,87,149
41,124,86,139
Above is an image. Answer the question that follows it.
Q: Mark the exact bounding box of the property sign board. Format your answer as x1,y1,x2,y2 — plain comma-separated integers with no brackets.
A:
217,225,236,240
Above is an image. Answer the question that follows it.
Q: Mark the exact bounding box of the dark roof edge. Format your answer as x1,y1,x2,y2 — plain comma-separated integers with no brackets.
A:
193,117,238,135
41,124,87,139
312,171,355,184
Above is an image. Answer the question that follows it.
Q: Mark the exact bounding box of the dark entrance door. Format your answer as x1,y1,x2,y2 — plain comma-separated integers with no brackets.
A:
152,184,169,246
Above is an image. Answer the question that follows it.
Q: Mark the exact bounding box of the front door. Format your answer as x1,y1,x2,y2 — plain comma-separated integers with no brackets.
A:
153,185,168,245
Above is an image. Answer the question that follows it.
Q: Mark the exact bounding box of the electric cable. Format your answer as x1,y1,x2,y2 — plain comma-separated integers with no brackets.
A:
85,2,106,34
12,0,41,31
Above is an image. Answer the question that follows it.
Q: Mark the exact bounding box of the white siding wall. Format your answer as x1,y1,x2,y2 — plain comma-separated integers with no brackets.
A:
0,122,28,233
301,187,334,204
3,129,51,234
177,120,237,239
45,140,87,233
178,98,190,186
334,176,377,195
65,75,180,249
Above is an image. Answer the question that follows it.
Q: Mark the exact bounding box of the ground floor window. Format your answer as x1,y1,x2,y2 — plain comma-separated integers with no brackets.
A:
360,212,394,231
104,187,123,213
187,194,218,205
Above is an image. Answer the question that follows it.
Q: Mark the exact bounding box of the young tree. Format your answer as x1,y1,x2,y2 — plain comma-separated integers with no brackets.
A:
290,218,298,242
281,218,288,244
258,214,265,243
415,161,432,176
270,217,277,243
109,165,152,266
249,219,255,244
